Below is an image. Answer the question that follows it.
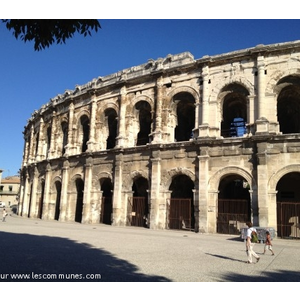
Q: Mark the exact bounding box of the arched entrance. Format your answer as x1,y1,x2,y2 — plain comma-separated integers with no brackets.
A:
217,175,250,235
54,181,62,221
75,178,84,223
100,178,113,225
276,172,300,239
168,175,194,230
130,177,149,227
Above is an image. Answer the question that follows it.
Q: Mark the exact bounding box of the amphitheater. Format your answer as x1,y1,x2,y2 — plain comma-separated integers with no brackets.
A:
19,40,300,238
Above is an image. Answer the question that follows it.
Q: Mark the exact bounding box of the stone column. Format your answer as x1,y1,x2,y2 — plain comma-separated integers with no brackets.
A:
82,156,93,223
149,150,161,229
20,170,30,217
256,142,269,227
256,55,269,133
28,124,35,164
198,152,209,233
87,94,97,152
48,111,56,159
29,166,39,218
65,101,75,156
199,65,210,137
116,86,127,148
42,163,52,219
59,159,69,221
112,152,124,226
152,76,163,143
36,117,45,161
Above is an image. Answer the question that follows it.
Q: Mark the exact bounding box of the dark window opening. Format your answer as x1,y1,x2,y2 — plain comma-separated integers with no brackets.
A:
105,108,118,149
277,84,300,134
174,93,195,142
61,122,68,155
221,84,248,138
80,115,90,152
135,101,152,146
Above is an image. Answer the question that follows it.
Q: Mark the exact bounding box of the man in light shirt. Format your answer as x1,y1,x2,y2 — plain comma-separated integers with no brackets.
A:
245,221,260,264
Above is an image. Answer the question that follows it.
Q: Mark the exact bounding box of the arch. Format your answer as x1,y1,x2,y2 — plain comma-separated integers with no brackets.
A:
275,75,300,134
104,108,118,149
167,86,200,104
135,100,152,145
209,166,255,192
162,167,196,191
131,94,155,110
78,114,90,152
130,175,149,228
168,174,195,230
100,177,113,225
218,83,249,137
268,164,300,191
54,180,62,221
74,177,84,223
213,77,254,101
170,91,196,142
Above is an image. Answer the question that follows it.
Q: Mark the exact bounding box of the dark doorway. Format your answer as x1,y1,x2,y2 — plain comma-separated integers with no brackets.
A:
217,175,250,235
54,181,62,221
130,177,149,227
75,178,84,223
100,178,113,225
276,172,300,239
168,175,194,230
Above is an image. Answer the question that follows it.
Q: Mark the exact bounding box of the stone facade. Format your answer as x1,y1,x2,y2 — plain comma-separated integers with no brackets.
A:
19,40,300,237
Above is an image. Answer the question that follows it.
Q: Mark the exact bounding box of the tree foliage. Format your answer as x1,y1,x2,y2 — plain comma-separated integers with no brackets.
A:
2,19,101,51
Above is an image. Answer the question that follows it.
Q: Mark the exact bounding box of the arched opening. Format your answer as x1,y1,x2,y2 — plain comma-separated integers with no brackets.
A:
80,115,90,152
217,175,250,235
276,172,300,239
129,177,149,227
100,178,113,225
54,181,62,221
135,101,152,146
61,121,68,155
105,108,118,149
168,174,194,230
277,76,300,134
46,127,51,157
174,93,195,142
221,84,248,137
38,180,45,219
75,178,84,223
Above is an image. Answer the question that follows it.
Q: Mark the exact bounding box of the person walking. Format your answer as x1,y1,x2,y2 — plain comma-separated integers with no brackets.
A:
245,221,260,264
263,231,275,255
2,208,8,222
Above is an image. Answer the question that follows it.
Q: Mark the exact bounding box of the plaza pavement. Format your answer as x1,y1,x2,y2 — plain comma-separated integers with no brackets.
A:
0,210,299,282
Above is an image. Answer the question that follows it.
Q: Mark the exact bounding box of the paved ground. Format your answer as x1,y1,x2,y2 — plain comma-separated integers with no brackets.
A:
0,211,300,282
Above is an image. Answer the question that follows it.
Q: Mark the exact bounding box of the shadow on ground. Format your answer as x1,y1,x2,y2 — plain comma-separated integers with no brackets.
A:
205,252,300,282
0,232,171,282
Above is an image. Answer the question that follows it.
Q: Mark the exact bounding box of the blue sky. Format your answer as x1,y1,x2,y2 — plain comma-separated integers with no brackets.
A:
1,19,300,178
